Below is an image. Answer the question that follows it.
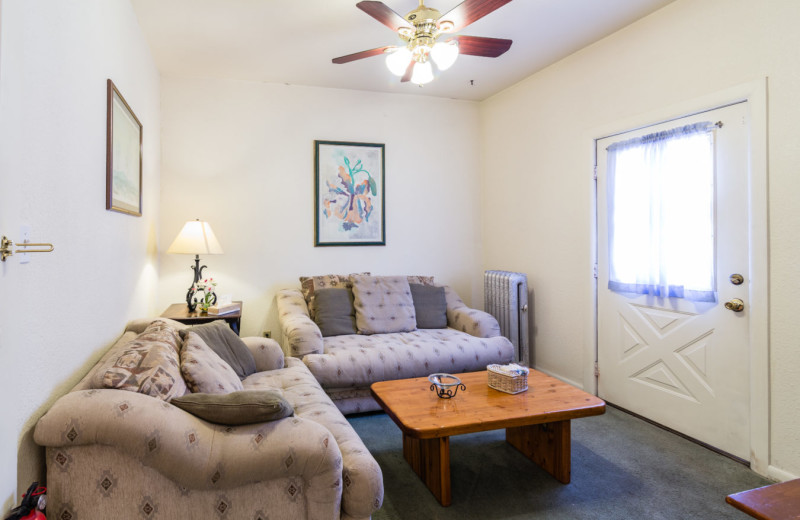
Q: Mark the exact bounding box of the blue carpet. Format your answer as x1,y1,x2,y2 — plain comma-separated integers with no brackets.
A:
348,406,770,519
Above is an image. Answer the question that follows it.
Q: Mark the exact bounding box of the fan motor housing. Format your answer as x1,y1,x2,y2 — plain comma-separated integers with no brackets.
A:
401,4,443,43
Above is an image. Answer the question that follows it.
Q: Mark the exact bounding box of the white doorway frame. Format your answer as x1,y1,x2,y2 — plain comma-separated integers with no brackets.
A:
586,79,769,476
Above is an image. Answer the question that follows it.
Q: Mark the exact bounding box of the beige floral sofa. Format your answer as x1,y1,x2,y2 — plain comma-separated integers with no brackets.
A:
34,318,383,520
277,274,515,414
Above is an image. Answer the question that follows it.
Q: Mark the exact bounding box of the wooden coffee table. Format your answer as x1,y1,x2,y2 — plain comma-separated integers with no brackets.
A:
726,479,800,519
370,370,605,506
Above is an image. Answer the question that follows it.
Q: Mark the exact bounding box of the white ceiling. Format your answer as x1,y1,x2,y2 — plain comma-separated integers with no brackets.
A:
130,0,676,102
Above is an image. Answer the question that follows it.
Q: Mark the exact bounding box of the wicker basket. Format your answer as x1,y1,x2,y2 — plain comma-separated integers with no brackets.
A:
487,364,529,394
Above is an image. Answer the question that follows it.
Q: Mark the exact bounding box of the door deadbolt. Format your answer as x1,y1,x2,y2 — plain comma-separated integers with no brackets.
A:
725,298,744,312
730,274,744,285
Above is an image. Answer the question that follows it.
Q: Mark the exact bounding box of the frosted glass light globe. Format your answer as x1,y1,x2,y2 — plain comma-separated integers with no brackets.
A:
386,47,412,76
411,61,434,85
431,40,459,71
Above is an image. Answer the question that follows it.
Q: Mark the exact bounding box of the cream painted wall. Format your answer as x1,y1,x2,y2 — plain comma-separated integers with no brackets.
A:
158,78,482,340
480,0,800,477
0,0,160,507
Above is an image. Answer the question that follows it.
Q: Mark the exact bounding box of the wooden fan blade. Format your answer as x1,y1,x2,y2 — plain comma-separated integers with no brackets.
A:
439,0,514,33
453,35,512,57
357,1,413,32
400,61,415,83
332,46,393,64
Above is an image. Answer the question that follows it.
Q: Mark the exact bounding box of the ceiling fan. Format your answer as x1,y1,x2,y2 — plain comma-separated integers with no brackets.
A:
332,0,514,85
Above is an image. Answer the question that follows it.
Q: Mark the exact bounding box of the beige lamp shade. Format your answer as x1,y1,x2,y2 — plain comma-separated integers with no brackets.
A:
167,220,224,255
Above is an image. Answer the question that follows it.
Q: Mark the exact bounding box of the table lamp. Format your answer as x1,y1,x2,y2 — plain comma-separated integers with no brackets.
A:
167,219,223,311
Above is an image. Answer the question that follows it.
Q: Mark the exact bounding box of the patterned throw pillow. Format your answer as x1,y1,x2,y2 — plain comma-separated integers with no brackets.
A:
102,320,187,401
407,275,435,286
299,272,370,318
350,274,417,334
180,331,244,394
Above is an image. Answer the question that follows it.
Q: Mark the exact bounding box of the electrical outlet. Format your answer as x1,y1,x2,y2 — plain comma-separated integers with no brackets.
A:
19,225,31,264
263,330,272,339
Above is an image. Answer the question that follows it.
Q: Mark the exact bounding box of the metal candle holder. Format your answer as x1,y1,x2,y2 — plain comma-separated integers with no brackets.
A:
428,373,466,399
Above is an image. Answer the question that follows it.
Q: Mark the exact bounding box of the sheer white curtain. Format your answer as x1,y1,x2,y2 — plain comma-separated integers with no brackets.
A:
606,122,717,302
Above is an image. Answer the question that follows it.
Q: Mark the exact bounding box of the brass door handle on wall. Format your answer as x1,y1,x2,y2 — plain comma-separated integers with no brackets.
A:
724,298,744,312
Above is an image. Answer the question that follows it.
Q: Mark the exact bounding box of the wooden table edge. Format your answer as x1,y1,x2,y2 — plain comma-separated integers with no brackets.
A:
725,496,766,520
725,479,800,520
370,379,606,440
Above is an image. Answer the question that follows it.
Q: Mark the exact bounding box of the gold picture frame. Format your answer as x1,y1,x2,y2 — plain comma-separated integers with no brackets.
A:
106,79,143,216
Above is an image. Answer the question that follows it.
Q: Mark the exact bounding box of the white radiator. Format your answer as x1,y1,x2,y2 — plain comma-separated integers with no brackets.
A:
484,270,530,366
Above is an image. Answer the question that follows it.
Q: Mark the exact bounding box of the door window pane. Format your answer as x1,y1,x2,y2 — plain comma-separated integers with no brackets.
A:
606,122,716,302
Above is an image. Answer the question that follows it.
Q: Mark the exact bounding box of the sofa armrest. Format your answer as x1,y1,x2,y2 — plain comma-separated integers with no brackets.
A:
277,289,324,357
443,285,502,338
242,337,284,371
34,389,342,498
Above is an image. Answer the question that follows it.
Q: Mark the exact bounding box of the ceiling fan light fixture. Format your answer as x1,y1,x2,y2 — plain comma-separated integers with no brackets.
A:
410,60,433,85
431,40,459,71
386,47,412,76
335,0,515,86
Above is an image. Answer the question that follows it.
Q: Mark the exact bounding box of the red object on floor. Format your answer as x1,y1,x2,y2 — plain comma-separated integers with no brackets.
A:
19,512,45,520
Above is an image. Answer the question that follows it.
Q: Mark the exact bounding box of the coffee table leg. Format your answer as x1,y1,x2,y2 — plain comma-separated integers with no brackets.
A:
403,434,452,506
506,420,571,484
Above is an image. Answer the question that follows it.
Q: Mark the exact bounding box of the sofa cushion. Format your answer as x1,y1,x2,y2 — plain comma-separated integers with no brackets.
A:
409,284,447,329
170,389,293,425
303,329,515,389
181,320,256,378
350,275,417,334
101,320,187,401
299,272,370,319
314,288,358,337
180,331,244,394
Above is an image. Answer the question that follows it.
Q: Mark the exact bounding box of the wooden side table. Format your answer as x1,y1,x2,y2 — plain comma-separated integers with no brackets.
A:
160,302,242,335
726,479,800,520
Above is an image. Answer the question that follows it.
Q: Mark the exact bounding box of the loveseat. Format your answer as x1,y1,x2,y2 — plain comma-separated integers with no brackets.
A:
277,274,515,414
34,318,383,520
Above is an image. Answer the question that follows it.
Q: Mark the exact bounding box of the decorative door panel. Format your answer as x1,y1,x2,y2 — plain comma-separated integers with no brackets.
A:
596,101,750,459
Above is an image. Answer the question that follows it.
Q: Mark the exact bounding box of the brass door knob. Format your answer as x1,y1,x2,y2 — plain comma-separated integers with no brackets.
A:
725,298,744,312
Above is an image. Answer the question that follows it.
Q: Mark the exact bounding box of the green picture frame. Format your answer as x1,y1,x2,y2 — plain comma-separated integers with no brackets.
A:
314,140,385,246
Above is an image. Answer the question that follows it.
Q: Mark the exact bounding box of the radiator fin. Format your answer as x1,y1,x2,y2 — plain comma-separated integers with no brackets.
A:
484,270,529,366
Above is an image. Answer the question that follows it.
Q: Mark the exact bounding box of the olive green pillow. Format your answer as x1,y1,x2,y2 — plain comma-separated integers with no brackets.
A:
409,283,448,329
170,390,293,425
180,320,256,379
313,288,358,337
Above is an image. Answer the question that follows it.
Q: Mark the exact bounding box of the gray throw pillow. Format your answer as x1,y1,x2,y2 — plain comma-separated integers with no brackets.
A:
314,288,358,337
180,320,256,379
410,284,448,329
170,390,293,425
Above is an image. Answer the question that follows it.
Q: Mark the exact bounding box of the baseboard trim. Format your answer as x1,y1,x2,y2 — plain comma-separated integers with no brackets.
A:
606,402,750,466
532,366,584,390
767,465,799,483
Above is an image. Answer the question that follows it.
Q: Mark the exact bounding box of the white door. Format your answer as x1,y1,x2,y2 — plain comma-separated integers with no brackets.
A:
596,102,750,459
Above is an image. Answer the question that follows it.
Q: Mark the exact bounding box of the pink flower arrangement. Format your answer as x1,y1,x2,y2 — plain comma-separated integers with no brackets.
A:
193,278,218,312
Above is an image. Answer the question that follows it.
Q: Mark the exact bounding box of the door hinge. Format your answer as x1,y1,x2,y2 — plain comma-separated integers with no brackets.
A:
593,165,598,181
594,362,600,378
593,264,598,279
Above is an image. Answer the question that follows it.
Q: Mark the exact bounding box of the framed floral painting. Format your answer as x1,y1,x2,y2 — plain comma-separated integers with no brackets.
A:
314,140,385,246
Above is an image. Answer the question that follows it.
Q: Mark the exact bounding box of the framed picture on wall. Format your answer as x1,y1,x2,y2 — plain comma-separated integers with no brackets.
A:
106,79,143,216
314,140,385,246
